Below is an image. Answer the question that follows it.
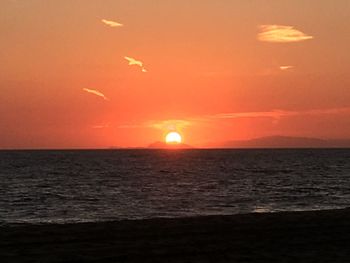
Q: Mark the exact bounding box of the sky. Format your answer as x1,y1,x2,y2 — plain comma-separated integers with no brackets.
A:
1,0,350,148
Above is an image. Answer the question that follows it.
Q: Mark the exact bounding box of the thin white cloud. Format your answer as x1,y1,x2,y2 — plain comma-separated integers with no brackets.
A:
125,56,143,67
92,124,110,129
208,110,288,120
148,120,191,130
124,56,147,72
280,65,294,71
256,65,294,76
207,107,350,121
117,120,192,131
258,25,313,43
116,107,350,130
83,88,109,101
101,19,123,27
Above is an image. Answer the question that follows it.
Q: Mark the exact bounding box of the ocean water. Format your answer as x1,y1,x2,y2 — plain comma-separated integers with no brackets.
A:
1,149,350,224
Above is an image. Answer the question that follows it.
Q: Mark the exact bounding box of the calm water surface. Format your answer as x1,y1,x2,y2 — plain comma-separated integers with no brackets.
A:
1,149,350,224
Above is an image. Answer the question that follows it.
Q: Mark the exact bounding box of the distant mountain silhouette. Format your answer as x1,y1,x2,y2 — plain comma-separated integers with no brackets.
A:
213,136,350,148
148,141,192,149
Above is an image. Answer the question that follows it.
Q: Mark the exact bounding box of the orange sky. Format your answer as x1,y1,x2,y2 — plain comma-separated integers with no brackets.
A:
1,0,350,148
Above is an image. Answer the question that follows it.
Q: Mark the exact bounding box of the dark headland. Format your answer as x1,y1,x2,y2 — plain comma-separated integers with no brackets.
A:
209,136,350,148
2,209,350,262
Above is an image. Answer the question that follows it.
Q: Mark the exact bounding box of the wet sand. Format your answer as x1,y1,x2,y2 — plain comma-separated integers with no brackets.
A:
1,209,350,262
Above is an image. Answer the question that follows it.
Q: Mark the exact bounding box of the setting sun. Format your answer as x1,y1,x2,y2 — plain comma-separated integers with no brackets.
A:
165,132,182,144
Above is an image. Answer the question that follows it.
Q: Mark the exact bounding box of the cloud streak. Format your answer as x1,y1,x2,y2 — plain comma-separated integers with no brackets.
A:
101,19,123,27
280,65,294,71
83,88,109,101
207,107,350,121
116,107,350,130
117,120,192,131
92,124,110,129
148,120,191,131
124,56,147,72
258,25,313,43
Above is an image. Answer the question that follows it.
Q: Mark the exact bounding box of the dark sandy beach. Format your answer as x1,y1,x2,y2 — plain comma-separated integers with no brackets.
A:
1,209,350,262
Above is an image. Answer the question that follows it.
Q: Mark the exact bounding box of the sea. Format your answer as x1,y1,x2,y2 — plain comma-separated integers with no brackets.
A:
1,149,350,224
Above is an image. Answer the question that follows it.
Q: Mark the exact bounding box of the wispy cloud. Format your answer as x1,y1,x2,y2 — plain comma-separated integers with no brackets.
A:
280,65,294,71
207,110,288,121
124,56,147,72
117,120,192,131
118,124,144,129
92,124,110,129
125,56,143,67
207,107,350,121
101,19,123,27
258,25,313,43
148,120,192,131
116,107,350,130
83,88,109,101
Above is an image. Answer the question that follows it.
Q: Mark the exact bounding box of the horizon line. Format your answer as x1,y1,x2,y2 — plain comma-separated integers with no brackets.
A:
1,146,350,151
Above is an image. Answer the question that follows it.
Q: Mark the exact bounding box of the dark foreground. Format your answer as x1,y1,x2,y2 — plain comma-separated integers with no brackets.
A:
2,209,350,262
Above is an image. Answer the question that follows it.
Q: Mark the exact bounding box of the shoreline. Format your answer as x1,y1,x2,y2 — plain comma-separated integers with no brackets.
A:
2,207,349,226
2,208,350,262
